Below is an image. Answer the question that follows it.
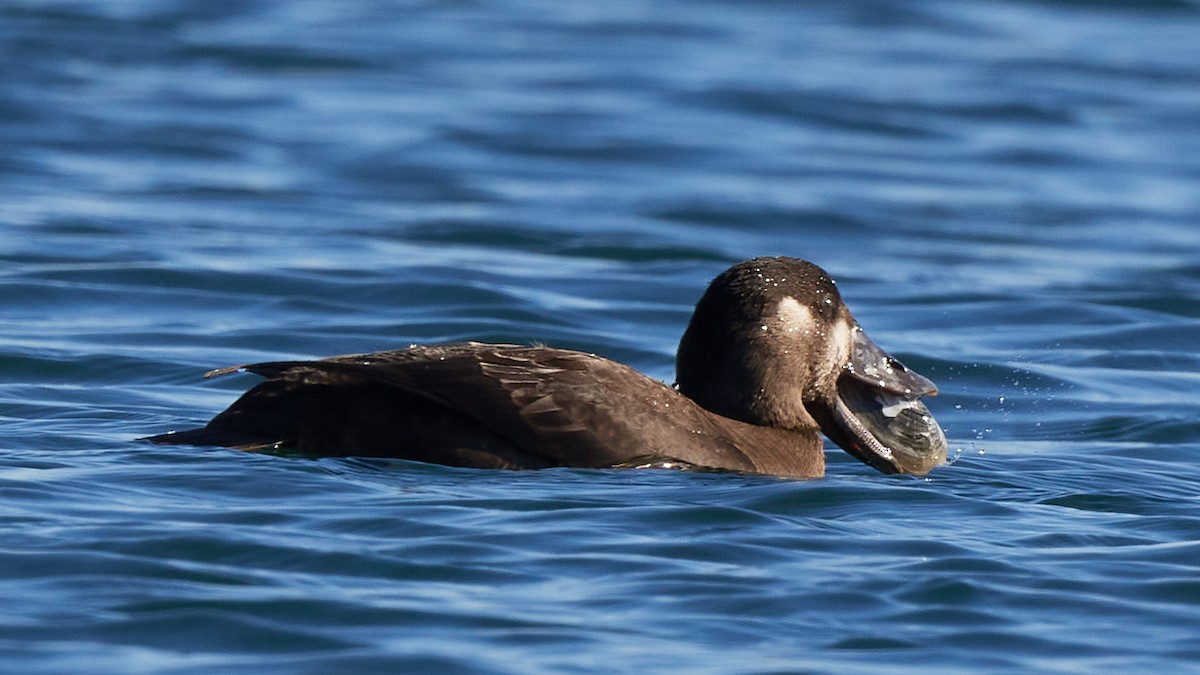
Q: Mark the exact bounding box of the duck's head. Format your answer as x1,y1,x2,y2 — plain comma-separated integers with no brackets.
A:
676,257,946,475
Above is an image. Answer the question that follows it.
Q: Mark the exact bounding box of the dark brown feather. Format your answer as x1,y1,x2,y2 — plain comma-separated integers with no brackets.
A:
148,342,823,476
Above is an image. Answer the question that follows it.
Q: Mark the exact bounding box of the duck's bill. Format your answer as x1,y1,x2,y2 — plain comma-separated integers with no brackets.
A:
812,328,947,475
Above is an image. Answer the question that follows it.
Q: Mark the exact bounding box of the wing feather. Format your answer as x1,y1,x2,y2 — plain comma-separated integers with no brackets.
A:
183,342,770,472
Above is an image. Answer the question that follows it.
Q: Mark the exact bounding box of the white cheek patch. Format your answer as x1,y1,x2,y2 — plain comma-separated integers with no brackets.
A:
775,297,855,384
776,296,816,334
818,318,853,381
830,319,852,362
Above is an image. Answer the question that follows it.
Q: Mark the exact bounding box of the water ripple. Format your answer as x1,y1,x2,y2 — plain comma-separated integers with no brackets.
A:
3,0,1200,672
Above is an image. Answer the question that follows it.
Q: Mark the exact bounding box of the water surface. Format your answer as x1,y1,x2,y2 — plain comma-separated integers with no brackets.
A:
3,1,1200,672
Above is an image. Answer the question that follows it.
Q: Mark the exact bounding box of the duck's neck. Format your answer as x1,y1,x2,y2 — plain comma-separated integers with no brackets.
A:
676,297,828,433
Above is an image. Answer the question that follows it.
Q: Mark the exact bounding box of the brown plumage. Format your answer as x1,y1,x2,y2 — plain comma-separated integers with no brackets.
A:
146,257,946,478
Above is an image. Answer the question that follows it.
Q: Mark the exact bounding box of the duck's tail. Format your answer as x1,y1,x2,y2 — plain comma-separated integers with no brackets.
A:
141,427,283,451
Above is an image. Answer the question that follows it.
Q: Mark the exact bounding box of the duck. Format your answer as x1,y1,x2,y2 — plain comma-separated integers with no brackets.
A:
145,257,946,478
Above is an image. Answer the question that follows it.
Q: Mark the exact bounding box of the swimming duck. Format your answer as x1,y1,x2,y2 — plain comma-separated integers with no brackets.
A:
146,257,946,478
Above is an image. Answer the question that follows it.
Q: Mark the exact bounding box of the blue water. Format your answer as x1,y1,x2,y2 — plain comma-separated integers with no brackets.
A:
3,0,1200,672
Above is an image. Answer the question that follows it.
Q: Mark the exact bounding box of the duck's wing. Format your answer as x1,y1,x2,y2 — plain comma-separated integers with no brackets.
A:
149,343,762,472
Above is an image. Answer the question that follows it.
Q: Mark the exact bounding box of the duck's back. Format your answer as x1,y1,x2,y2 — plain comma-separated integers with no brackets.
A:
147,343,824,476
